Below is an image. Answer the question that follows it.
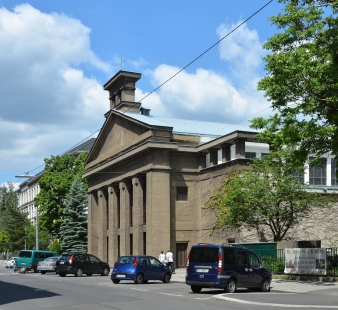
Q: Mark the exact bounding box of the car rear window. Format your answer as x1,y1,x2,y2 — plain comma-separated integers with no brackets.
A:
59,255,70,261
189,247,219,263
118,256,137,264
18,251,32,258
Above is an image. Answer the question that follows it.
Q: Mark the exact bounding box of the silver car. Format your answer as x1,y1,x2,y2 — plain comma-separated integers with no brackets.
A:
5,257,16,268
37,256,59,274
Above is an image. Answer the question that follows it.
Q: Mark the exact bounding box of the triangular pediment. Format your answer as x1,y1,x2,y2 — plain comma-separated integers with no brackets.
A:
86,111,153,168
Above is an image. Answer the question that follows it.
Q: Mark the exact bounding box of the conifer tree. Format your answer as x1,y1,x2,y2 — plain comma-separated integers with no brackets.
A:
60,177,87,252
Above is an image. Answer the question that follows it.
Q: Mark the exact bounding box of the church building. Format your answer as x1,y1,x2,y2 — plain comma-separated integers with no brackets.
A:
84,70,269,267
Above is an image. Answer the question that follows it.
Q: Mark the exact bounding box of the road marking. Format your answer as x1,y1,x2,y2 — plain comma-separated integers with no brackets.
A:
131,288,149,292
214,295,338,308
195,297,213,300
158,292,184,297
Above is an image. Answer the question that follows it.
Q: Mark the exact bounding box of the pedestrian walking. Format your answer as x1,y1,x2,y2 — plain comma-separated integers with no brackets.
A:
159,251,166,265
166,250,175,274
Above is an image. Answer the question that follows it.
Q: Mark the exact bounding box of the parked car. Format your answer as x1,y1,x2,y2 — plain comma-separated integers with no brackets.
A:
111,255,171,284
185,243,272,293
54,252,110,277
37,256,60,274
16,250,58,273
5,257,17,268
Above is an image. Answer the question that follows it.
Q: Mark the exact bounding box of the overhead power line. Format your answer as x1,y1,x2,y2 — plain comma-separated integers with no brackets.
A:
136,0,274,104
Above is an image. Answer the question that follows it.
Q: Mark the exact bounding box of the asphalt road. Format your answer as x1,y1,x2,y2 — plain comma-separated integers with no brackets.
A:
1,267,338,310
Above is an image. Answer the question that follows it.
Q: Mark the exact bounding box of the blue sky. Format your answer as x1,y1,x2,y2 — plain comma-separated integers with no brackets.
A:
0,0,284,186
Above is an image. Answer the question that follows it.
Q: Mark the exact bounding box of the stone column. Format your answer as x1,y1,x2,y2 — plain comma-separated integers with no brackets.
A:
221,143,232,162
87,192,98,256
132,176,144,255
119,181,130,255
108,185,119,266
235,138,246,158
209,148,219,167
146,171,171,257
97,189,108,262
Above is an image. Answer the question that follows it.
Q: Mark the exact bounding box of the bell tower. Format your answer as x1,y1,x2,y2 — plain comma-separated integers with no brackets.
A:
103,70,141,113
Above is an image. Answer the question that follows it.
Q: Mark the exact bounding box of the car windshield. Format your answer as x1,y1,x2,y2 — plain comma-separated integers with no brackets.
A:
189,247,219,263
117,256,137,264
18,251,32,258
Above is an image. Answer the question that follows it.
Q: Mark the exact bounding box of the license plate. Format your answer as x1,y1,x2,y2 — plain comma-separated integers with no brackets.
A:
21,262,26,265
116,274,125,278
60,262,64,264
196,269,209,273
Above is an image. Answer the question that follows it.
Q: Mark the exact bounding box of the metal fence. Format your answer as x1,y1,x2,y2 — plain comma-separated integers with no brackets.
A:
254,248,338,276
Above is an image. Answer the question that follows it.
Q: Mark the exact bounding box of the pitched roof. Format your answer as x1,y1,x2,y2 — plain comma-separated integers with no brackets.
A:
122,112,257,137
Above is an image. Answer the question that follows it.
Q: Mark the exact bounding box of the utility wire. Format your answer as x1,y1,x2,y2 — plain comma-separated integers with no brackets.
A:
11,0,274,183
135,0,274,105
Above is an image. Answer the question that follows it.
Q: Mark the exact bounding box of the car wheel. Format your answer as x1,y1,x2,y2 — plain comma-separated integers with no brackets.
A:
19,267,27,273
163,272,171,283
40,271,46,274
191,286,202,293
75,268,83,277
225,278,237,293
86,274,92,276
59,273,66,277
112,279,120,284
101,267,109,276
135,273,144,284
261,278,270,292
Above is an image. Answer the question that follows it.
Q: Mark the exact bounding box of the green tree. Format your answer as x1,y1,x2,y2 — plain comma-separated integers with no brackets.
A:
25,225,51,250
35,152,88,238
205,156,331,242
49,239,61,254
59,177,88,252
0,183,18,212
252,0,338,167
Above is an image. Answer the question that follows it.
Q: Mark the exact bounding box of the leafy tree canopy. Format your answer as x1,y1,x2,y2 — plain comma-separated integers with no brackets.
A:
59,176,87,253
35,152,88,238
252,0,338,166
205,155,331,242
0,182,18,212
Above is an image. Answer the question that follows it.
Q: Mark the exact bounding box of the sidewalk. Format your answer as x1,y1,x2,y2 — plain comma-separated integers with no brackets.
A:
171,268,338,293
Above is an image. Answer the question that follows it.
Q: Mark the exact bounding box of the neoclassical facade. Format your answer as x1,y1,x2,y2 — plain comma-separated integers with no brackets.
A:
84,71,270,267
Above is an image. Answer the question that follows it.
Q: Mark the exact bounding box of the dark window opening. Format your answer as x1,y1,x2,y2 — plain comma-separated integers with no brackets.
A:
130,234,133,255
130,187,133,227
245,152,256,159
176,187,188,201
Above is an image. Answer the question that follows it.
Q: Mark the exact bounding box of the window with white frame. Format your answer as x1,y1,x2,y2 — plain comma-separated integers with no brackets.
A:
309,157,327,186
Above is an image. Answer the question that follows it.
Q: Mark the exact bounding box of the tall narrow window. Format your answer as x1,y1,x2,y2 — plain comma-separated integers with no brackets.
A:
106,236,109,263
117,190,121,229
309,157,327,185
176,187,188,201
332,158,337,186
143,232,146,255
117,235,120,259
130,234,133,255
130,187,133,227
106,200,109,230
143,184,146,225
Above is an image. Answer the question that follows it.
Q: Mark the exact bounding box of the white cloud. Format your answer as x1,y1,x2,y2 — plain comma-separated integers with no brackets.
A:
0,4,110,180
138,21,271,124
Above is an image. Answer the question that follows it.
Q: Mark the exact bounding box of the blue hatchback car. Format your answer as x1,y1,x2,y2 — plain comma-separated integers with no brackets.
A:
111,255,171,284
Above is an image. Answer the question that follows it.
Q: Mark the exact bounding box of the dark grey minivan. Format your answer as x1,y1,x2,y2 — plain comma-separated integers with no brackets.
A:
185,243,272,293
